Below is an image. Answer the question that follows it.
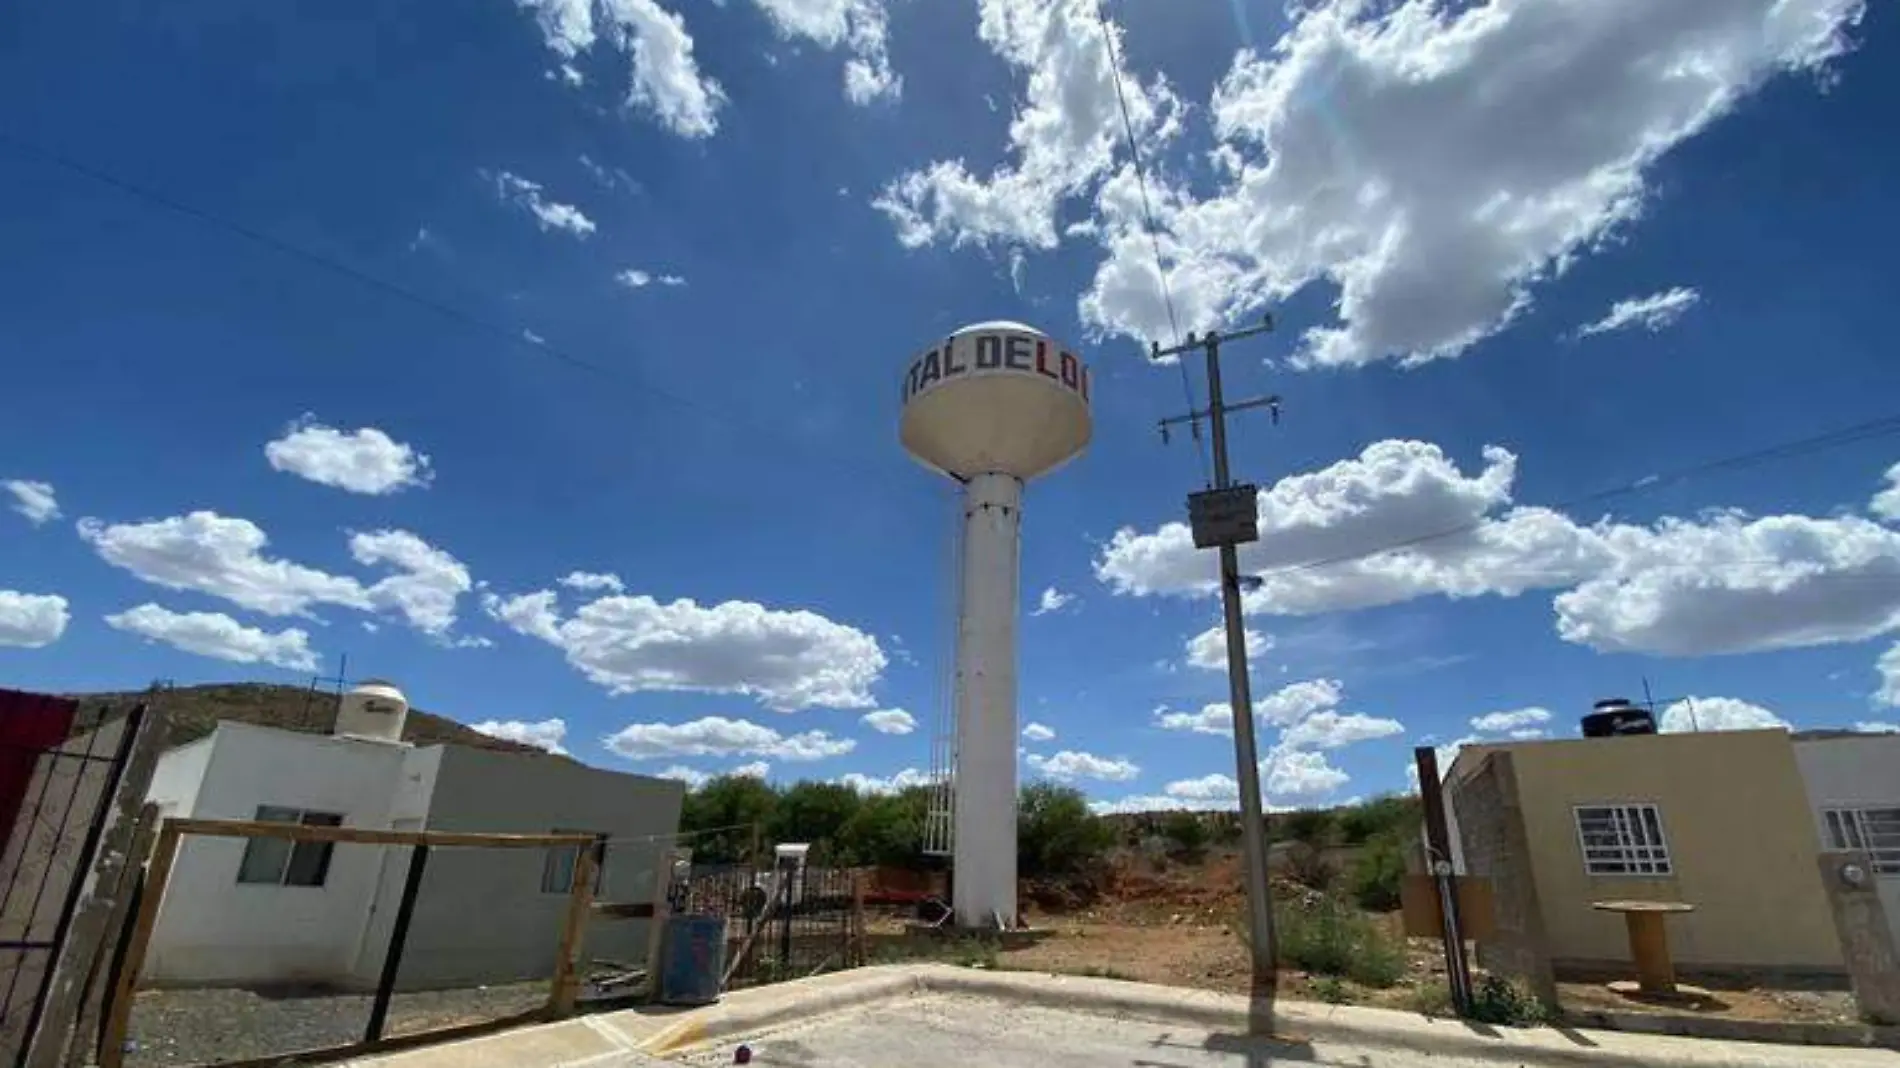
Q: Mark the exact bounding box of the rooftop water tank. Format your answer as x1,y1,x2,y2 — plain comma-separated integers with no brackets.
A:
335,678,410,743
1581,697,1656,738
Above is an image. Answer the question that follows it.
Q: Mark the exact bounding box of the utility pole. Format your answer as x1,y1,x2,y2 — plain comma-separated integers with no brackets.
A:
1155,317,1279,988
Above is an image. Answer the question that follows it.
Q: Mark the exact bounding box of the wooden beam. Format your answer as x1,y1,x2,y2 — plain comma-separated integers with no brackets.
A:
548,842,601,1016
164,818,593,849
641,849,675,1000
98,820,183,1068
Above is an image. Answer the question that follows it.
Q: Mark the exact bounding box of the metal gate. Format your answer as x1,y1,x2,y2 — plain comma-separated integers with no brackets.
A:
676,862,862,989
0,695,144,1068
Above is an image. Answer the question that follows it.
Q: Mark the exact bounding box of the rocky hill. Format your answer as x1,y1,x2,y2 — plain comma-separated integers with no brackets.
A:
67,681,562,758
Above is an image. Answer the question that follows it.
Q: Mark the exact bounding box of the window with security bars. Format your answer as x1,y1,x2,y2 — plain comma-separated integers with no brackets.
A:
1822,807,1900,875
1574,804,1672,876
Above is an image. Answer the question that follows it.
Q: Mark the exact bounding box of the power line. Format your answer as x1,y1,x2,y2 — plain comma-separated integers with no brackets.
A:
1094,0,1213,487
0,131,927,495
1249,413,1900,584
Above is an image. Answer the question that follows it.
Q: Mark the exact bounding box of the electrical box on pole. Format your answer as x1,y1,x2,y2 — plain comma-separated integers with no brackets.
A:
1187,485,1260,548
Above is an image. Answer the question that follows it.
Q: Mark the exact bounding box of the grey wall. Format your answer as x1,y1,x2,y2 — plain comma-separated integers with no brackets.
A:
393,747,684,990
1448,751,1557,1004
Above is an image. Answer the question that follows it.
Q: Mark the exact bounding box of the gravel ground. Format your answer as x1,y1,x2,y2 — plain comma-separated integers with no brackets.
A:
123,980,549,1066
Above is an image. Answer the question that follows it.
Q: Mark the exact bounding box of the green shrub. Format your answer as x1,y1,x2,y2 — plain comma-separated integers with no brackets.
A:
1468,974,1551,1027
1337,795,1421,846
1285,842,1337,892
1018,782,1113,877
1405,982,1455,1017
1277,808,1335,846
1159,811,1210,861
1267,894,1406,988
1310,975,1350,1004
1348,832,1407,912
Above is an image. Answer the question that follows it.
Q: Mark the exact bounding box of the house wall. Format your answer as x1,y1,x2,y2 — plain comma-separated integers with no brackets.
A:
143,724,431,988
145,735,213,824
1508,730,1841,972
1795,735,1900,948
391,747,683,990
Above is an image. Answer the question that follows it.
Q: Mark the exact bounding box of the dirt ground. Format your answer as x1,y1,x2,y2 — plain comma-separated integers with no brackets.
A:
894,849,1861,1027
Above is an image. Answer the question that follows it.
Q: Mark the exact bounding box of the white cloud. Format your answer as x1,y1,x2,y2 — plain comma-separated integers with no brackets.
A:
1022,721,1056,742
1554,513,1900,656
4,480,60,525
658,765,710,787
1263,746,1350,799
470,717,569,754
750,0,901,104
1102,439,1900,659
1073,0,1861,367
1185,624,1269,669
1658,696,1789,734
1471,707,1552,733
559,571,625,593
837,767,930,795
861,708,916,735
79,512,475,641
1154,703,1230,736
616,268,687,288
488,588,886,710
1508,728,1548,741
732,760,772,779
1255,678,1345,727
605,715,857,762
1872,463,1900,523
79,511,372,617
1155,678,1347,737
873,0,1182,252
1854,722,1899,734
488,170,597,236
1026,749,1139,782
264,417,433,495
1030,586,1074,616
1280,710,1404,750
1576,287,1701,338
514,0,727,138
104,604,317,671
1879,644,1900,709
1099,441,1607,617
350,530,473,637
0,591,69,648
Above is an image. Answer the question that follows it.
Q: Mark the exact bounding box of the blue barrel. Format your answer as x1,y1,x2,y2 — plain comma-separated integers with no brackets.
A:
659,915,728,1006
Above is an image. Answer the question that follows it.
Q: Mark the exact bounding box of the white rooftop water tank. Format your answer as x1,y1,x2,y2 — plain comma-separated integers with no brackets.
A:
335,678,410,744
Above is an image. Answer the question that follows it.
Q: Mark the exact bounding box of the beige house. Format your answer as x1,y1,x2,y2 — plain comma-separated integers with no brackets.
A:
1444,728,1843,995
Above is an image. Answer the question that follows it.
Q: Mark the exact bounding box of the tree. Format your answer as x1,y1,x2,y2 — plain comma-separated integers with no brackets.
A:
1159,811,1209,862
769,781,862,857
1017,782,1112,877
837,788,927,867
1349,831,1408,911
681,775,778,864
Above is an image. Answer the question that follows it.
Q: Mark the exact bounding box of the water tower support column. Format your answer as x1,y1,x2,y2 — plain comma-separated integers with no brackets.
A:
953,471,1023,929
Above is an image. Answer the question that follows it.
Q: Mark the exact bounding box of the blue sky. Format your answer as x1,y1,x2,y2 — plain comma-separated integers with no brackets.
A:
3,0,1898,811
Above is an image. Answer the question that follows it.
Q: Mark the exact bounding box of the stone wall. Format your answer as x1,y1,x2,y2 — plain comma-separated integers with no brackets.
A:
1449,751,1557,1004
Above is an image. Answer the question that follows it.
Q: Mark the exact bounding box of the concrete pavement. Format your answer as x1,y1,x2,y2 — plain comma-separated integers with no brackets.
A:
322,964,1900,1068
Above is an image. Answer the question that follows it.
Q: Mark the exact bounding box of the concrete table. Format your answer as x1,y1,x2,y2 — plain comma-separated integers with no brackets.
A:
1592,900,1695,995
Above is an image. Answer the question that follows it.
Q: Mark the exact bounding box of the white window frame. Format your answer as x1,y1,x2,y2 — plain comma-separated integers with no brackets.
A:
1573,803,1672,877
1821,806,1900,876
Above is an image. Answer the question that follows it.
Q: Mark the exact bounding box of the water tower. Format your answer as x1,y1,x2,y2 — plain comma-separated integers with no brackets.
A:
900,320,1092,928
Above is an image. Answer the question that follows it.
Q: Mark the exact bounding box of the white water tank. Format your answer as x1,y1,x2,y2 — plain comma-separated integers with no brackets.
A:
335,679,409,743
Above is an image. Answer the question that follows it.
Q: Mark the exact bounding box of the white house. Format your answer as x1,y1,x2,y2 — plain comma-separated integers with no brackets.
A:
1795,731,1900,949
141,685,682,992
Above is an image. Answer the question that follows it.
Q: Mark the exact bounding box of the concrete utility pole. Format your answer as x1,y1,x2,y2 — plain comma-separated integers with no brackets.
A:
1154,317,1279,986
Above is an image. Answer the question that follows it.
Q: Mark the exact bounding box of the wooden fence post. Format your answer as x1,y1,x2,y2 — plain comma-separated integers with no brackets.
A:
98,820,182,1068
851,871,866,966
61,803,160,1068
549,842,601,1016
640,848,674,1001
